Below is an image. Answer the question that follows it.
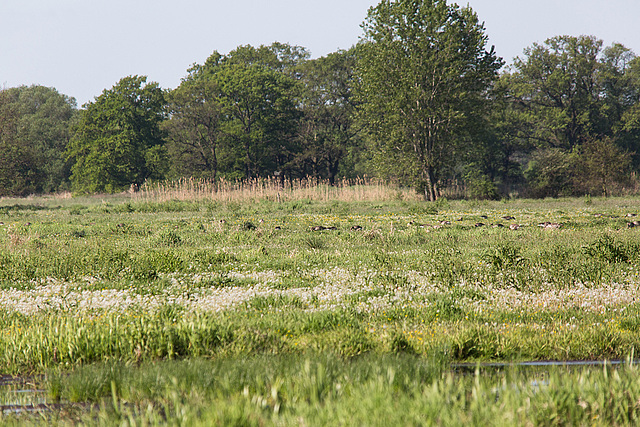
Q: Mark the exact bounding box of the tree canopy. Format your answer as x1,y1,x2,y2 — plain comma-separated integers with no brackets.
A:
1,1,640,199
0,86,76,196
355,0,503,200
66,76,166,193
498,35,639,197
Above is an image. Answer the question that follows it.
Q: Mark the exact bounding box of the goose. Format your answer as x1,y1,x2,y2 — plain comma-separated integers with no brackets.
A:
407,221,428,228
543,223,561,229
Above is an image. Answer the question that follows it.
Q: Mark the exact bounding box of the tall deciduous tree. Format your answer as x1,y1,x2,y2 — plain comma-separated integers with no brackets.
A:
164,79,223,180
297,49,359,183
505,35,604,149
355,0,502,200
216,62,299,179
499,36,639,196
617,56,640,165
182,43,304,179
0,86,76,195
0,89,37,196
66,76,166,193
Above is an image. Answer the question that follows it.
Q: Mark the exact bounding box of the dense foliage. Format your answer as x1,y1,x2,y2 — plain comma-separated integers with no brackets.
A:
0,86,76,195
2,0,640,198
65,76,166,193
356,0,502,200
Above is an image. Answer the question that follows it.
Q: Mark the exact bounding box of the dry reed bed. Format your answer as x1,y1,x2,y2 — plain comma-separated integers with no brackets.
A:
133,177,421,203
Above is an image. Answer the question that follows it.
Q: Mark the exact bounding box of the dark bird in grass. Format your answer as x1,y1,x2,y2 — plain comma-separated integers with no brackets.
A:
351,225,363,231
628,221,640,228
492,223,504,228
509,224,520,230
502,215,515,220
274,226,281,230
479,215,488,219
440,220,451,225
474,222,484,227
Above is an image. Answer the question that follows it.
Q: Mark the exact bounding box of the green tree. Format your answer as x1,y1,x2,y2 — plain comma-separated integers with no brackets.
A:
217,62,299,178
185,43,304,179
499,36,639,197
598,44,637,137
297,49,360,183
355,0,502,200
0,86,76,195
0,89,40,196
163,79,223,180
616,56,640,165
574,137,632,196
505,36,605,149
524,148,575,198
66,76,166,193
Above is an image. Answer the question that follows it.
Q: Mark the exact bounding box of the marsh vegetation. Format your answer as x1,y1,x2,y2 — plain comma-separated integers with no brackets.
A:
1,190,640,424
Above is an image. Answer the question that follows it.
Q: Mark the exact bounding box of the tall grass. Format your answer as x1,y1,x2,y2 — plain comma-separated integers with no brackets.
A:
13,355,640,426
133,176,421,203
5,195,640,423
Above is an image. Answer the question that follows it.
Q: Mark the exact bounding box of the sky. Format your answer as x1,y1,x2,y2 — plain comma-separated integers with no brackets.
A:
2,0,639,106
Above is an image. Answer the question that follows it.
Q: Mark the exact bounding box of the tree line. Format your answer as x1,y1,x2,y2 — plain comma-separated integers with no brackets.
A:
1,0,639,200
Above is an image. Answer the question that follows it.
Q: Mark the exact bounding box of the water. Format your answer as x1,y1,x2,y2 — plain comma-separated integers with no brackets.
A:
0,375,48,416
452,359,639,369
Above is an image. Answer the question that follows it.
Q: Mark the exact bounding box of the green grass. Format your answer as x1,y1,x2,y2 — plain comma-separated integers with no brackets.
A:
5,355,640,426
2,194,640,423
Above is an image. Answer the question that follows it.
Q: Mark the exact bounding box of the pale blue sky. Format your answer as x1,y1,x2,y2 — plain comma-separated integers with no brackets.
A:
2,0,639,106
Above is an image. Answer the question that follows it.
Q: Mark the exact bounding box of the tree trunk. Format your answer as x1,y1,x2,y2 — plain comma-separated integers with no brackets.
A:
423,164,438,201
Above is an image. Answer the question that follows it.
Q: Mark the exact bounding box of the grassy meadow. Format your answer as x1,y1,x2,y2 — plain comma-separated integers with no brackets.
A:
2,183,640,424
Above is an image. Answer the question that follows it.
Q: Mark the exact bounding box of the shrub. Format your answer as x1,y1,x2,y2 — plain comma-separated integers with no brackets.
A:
524,148,575,198
483,243,526,269
583,235,632,263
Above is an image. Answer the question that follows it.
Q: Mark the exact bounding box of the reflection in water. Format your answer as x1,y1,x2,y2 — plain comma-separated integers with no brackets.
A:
0,375,48,415
452,359,638,369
